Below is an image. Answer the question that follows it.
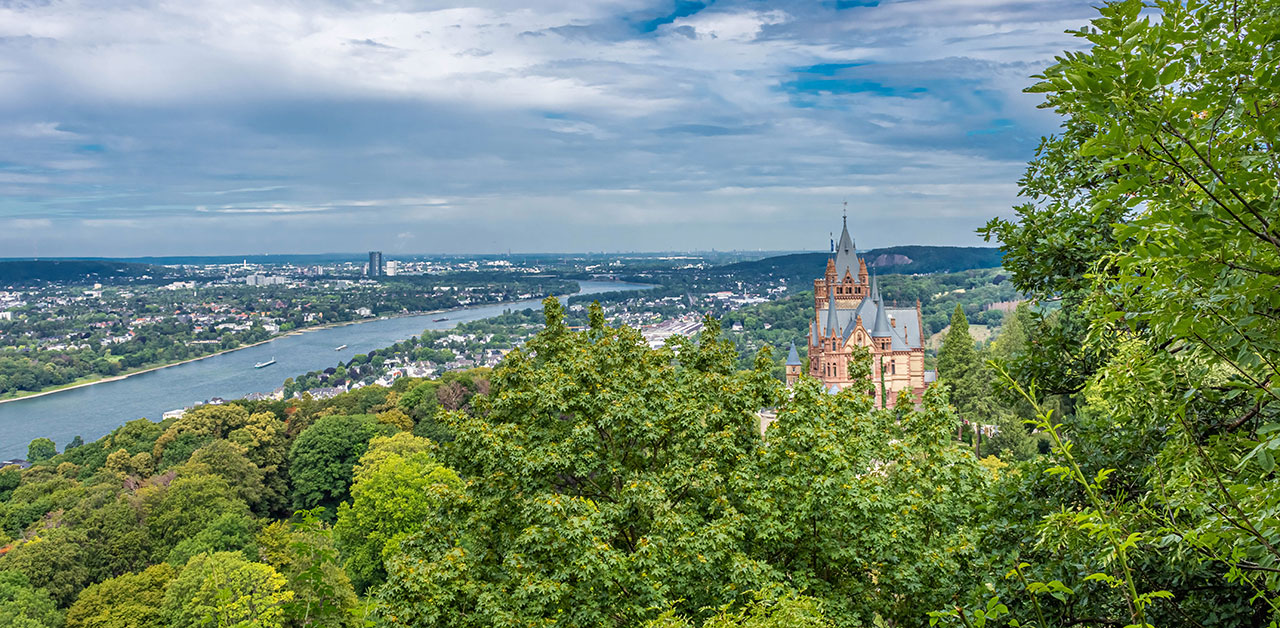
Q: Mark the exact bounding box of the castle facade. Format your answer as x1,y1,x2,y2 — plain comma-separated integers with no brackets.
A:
784,217,927,406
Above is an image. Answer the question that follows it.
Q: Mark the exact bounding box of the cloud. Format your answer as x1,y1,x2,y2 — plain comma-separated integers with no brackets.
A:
5,122,81,139
0,0,1102,255
8,218,52,230
199,186,290,196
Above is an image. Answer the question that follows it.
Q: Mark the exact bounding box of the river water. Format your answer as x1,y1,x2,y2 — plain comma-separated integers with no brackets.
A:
0,280,650,458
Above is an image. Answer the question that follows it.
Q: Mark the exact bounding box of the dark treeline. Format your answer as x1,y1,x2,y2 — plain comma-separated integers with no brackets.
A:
0,261,178,286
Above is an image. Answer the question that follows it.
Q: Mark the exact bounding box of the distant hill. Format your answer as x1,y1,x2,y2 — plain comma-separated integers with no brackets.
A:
717,245,1003,283
0,260,175,286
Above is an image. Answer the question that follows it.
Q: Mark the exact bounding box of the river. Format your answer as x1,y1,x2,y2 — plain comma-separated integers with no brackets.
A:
0,280,651,458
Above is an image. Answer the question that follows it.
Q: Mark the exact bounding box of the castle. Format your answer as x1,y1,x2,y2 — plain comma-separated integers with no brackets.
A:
784,216,927,406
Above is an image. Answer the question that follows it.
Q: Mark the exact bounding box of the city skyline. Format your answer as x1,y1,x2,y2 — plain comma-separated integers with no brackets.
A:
1,0,1100,256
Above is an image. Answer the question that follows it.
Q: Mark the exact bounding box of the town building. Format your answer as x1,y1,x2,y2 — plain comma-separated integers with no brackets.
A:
368,251,384,277
245,274,287,286
788,215,927,406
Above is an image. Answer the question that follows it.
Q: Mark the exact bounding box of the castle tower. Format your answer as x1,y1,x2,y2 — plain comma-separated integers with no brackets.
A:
785,343,802,386
791,214,928,406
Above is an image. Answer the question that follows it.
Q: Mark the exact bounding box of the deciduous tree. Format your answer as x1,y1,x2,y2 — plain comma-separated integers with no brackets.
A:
333,434,461,592
161,551,292,628
65,563,175,628
26,439,56,463
288,414,392,513
0,570,62,628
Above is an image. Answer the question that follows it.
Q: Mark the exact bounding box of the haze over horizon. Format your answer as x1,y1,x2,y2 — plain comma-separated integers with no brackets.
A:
1,0,1098,257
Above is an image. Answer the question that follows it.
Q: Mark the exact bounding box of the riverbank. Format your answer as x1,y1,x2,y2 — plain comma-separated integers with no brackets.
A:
0,335,285,406
0,290,578,406
0,280,650,458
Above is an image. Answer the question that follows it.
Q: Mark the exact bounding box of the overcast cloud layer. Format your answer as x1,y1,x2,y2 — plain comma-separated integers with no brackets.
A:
0,0,1098,256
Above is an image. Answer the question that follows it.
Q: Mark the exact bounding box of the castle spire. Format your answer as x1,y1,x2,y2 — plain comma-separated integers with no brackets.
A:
825,288,840,336
871,296,893,339
832,211,858,280
786,343,801,366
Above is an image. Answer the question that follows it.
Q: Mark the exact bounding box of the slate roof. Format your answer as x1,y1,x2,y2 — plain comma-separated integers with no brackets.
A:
870,295,894,338
814,299,923,351
832,216,860,282
786,343,802,366
824,289,840,336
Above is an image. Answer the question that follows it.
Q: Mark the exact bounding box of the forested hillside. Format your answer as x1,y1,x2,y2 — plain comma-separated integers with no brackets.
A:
0,2,1277,627
0,261,175,286
721,266,1023,376
719,245,1004,285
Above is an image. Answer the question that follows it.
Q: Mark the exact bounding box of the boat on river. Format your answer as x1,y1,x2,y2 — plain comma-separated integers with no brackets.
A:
0,279,654,460
254,358,276,369
334,344,347,351
433,317,448,322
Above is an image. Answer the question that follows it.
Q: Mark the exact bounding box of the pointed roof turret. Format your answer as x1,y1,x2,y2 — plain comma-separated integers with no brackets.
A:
869,273,893,338
870,299,894,339
824,288,840,335
786,343,801,366
833,212,859,281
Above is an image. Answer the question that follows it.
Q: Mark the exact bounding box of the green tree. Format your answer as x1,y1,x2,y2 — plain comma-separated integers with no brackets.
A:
0,466,19,502
376,301,780,626
65,564,175,628
647,591,832,628
1,527,91,607
165,512,260,567
288,415,392,513
27,439,56,463
63,492,153,585
258,510,359,628
333,433,462,592
161,552,292,628
153,406,288,512
183,440,266,511
987,303,1032,364
374,409,413,432
950,0,1280,625
0,570,63,628
752,365,988,624
142,473,250,562
936,305,975,379
375,299,988,627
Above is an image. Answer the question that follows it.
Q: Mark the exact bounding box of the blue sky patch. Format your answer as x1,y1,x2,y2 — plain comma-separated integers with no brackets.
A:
634,1,711,33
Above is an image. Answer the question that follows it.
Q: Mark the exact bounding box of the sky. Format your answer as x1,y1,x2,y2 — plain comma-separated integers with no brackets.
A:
0,0,1100,257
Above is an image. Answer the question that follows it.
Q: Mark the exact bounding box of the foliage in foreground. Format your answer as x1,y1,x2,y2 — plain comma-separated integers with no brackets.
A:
375,299,987,627
941,0,1280,626
0,3,1276,627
